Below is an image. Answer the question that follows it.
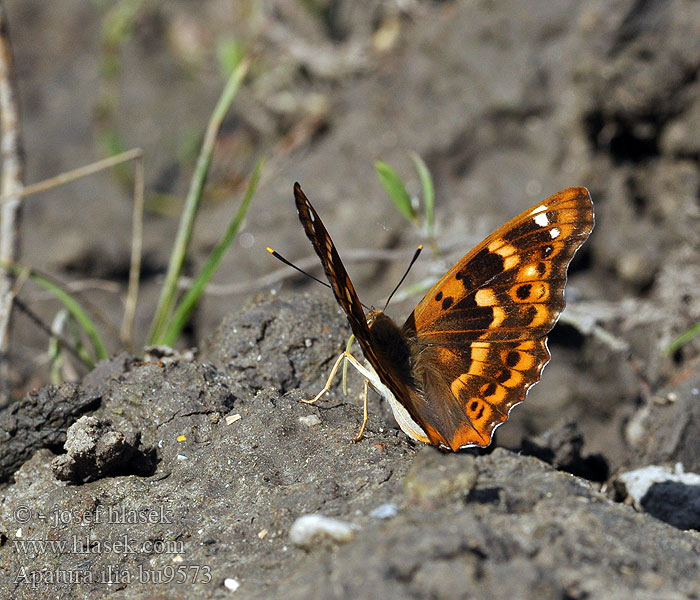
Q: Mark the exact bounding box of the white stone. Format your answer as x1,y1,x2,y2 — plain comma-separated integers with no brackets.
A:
289,514,360,548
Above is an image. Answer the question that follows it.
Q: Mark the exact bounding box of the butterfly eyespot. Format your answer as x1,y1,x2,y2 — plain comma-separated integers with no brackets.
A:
512,282,549,303
467,398,489,422
515,284,532,300
505,351,521,368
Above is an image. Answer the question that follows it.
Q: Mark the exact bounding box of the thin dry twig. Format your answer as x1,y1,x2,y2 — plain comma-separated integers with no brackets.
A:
0,2,24,399
1,148,142,202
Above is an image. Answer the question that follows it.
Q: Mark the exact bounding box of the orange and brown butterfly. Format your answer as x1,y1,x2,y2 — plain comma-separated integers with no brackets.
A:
288,182,594,451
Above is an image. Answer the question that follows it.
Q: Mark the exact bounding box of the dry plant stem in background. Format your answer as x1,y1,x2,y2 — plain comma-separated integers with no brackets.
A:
0,2,24,400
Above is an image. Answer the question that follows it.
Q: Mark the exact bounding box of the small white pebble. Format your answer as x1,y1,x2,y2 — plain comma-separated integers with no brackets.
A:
692,388,699,396
298,414,322,427
257,529,268,539
289,514,360,548
305,338,313,348
224,578,240,592
225,414,242,425
15,528,22,538
176,454,187,461
369,503,398,519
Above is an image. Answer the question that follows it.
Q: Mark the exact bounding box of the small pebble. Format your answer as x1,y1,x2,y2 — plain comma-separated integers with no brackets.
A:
298,414,322,427
289,514,360,548
369,503,398,519
226,414,242,425
223,578,240,592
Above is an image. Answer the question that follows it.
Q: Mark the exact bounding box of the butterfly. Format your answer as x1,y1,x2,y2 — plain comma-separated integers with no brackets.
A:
291,182,594,451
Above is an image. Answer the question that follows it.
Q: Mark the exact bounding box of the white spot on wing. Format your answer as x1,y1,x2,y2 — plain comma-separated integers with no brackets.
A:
534,213,549,227
528,204,547,215
550,228,560,238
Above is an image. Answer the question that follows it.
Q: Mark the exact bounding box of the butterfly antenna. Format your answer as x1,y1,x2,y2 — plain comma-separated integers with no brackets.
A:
266,247,333,291
383,245,423,311
267,246,374,312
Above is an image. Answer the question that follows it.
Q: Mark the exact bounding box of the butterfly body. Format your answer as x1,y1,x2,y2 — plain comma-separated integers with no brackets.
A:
293,182,594,451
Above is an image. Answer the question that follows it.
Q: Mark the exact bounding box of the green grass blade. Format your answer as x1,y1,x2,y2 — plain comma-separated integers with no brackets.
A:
160,158,263,347
411,152,435,237
148,56,251,344
667,321,700,355
375,160,417,224
2,262,107,365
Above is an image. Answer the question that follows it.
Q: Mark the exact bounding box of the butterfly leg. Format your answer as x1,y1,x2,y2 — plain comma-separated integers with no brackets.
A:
352,379,370,442
301,351,378,441
300,351,347,404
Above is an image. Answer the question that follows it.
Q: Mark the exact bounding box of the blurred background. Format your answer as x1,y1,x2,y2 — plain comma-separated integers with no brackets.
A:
5,0,700,468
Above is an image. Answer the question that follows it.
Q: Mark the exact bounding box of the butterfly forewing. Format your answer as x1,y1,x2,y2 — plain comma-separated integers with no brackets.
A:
294,182,399,384
401,187,594,450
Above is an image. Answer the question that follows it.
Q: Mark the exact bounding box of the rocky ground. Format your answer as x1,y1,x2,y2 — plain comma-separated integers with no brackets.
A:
2,0,700,598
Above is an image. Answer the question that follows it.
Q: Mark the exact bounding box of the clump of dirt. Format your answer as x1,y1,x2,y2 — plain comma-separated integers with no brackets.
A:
1,292,700,599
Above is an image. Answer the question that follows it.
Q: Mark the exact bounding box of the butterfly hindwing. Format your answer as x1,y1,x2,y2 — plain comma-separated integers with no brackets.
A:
401,187,594,450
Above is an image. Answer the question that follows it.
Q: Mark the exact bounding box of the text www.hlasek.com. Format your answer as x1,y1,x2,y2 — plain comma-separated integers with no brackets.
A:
14,534,184,555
